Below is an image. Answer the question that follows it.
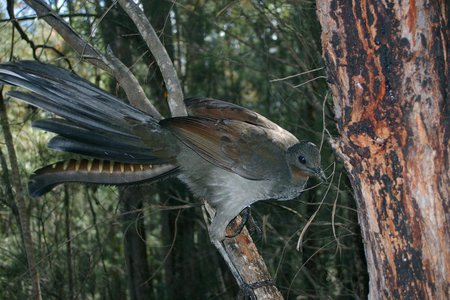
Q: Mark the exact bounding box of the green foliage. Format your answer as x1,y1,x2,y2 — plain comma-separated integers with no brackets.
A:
0,0,367,299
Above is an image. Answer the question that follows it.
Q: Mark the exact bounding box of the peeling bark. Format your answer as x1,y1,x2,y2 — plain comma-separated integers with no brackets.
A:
316,0,449,299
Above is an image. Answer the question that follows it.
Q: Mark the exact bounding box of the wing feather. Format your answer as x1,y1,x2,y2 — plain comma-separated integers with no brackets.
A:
161,116,297,180
185,97,288,133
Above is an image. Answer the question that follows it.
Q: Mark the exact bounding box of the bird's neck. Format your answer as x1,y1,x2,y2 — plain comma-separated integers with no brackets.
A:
288,165,310,185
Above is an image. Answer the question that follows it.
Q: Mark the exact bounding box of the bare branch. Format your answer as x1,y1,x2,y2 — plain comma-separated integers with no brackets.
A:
23,0,161,118
105,47,162,118
204,203,284,299
117,0,186,117
0,13,100,23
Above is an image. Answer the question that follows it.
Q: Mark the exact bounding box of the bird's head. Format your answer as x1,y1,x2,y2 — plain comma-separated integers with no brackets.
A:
286,141,326,183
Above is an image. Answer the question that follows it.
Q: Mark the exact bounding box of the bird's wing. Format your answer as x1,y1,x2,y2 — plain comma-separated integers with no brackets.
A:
185,97,292,134
160,116,297,180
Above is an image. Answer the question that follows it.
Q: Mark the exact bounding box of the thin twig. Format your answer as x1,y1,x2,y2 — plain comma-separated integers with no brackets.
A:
296,162,336,251
332,172,343,255
269,67,324,82
293,75,327,88
0,13,99,23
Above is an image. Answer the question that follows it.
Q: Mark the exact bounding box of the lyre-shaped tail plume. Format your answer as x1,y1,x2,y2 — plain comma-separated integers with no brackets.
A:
0,61,178,164
0,61,183,196
29,159,179,197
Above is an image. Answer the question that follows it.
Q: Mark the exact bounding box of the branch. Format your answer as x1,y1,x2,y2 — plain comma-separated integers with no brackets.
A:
207,205,284,299
117,0,186,117
105,47,162,118
23,0,161,118
0,13,100,23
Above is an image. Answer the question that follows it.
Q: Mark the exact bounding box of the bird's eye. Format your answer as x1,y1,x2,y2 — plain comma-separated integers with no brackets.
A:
298,155,306,164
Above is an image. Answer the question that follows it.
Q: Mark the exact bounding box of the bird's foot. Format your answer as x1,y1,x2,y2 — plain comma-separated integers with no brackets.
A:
246,213,262,242
225,207,251,238
239,279,276,299
225,207,262,242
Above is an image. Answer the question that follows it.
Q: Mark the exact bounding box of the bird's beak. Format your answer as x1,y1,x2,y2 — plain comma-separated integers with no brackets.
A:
314,168,327,183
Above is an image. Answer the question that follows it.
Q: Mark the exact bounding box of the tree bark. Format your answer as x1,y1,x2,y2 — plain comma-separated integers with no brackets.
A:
64,186,75,300
316,0,449,299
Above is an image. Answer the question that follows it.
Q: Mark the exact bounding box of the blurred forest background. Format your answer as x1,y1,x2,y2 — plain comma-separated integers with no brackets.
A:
0,0,368,299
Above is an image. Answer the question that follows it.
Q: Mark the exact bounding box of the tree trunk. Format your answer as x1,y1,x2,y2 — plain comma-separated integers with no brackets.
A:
0,91,42,299
120,186,152,300
316,0,449,299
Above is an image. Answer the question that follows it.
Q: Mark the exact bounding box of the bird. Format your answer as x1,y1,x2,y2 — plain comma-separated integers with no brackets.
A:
0,60,326,241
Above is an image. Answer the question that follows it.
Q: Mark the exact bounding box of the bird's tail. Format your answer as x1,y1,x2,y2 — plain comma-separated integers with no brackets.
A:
0,61,178,195
29,159,179,197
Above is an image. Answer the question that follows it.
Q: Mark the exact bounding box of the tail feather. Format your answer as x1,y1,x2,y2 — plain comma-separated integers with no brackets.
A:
48,136,161,163
28,159,179,197
33,119,158,163
8,90,141,137
32,119,139,145
0,61,175,164
0,61,154,126
0,61,157,130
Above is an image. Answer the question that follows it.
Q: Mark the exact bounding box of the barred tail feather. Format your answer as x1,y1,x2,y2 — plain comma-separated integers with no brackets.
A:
28,159,179,197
